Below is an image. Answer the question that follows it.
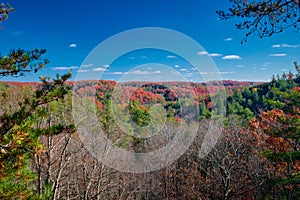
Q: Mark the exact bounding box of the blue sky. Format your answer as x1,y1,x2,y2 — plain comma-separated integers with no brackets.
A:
0,0,299,82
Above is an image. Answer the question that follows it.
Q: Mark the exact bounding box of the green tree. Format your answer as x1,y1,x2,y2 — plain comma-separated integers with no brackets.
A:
226,88,255,122
0,3,13,24
0,3,73,199
258,63,300,198
129,100,150,127
199,101,211,120
211,89,227,118
0,74,73,199
0,3,48,77
218,0,300,43
0,48,49,77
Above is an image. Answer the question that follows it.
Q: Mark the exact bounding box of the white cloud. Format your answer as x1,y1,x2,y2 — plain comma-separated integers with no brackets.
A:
174,64,180,68
262,62,271,67
12,31,23,37
197,51,208,55
224,38,232,41
77,70,89,73
53,67,66,70
130,70,148,75
53,66,78,70
167,55,177,59
109,72,125,75
222,55,242,60
103,64,110,68
93,68,107,71
272,44,281,48
180,68,188,71
200,71,235,75
81,64,94,68
197,51,222,57
282,43,299,48
199,72,209,75
219,71,235,74
269,53,287,57
272,44,299,48
208,53,223,57
237,65,244,68
128,70,160,75
230,78,270,82
69,43,77,48
261,67,267,70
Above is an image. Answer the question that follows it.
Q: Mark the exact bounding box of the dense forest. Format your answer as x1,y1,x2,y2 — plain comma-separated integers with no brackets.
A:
0,63,299,199
1,1,300,199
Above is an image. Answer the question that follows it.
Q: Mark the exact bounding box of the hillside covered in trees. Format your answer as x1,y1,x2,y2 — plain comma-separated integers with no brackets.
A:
0,64,299,199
